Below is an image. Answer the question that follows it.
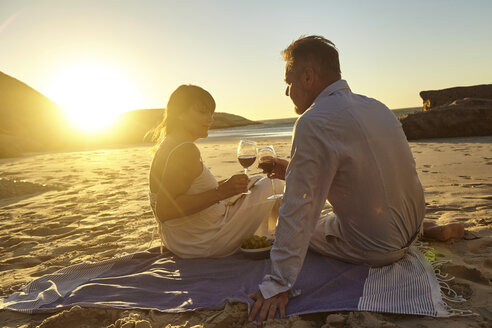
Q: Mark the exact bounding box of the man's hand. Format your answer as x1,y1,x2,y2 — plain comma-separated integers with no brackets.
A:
268,158,288,180
258,156,289,180
248,290,289,325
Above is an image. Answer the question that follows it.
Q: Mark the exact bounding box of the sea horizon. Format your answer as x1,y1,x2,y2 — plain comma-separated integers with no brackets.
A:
207,106,421,141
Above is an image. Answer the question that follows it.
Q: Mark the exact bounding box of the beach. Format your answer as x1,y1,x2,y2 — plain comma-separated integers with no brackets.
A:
0,136,491,327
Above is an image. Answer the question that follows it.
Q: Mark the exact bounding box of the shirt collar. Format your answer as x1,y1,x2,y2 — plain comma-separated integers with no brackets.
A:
317,79,351,99
303,79,351,116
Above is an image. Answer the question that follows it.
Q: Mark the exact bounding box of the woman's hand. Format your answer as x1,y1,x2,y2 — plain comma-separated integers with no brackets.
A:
259,157,289,180
217,174,249,198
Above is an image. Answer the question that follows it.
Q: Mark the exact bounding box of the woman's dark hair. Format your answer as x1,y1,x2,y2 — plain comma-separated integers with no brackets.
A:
282,35,341,80
148,84,215,145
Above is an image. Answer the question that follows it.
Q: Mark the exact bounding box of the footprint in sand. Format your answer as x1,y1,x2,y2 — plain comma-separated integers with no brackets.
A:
53,204,77,212
62,174,78,180
10,241,39,256
28,226,77,237
2,255,45,269
442,263,489,285
56,215,84,225
483,258,492,269
107,190,128,197
467,239,492,255
52,196,78,204
462,183,491,189
474,218,492,226
462,195,492,201
425,205,460,213
448,281,473,299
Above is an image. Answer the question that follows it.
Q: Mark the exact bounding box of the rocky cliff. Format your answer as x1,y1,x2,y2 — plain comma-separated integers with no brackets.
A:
110,109,258,144
400,86,492,140
400,98,492,140
0,72,72,157
420,84,492,111
0,72,258,157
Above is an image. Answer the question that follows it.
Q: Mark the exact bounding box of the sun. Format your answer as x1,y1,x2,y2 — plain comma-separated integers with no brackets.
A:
45,62,143,133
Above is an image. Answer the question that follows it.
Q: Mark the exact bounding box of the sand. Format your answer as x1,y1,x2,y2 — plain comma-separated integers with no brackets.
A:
0,136,491,328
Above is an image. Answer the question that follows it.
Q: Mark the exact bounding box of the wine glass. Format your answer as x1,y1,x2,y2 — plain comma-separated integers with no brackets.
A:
257,145,284,200
237,140,257,195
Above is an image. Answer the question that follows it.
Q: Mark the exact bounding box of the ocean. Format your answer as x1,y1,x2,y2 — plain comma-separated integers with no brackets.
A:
207,107,420,141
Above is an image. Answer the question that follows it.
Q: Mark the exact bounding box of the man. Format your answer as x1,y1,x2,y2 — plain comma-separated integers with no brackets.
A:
248,35,427,324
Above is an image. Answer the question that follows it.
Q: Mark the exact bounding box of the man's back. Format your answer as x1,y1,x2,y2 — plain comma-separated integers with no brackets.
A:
251,37,429,322
305,81,425,252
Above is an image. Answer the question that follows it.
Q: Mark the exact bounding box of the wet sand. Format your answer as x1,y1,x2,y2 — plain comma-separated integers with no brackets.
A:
0,136,491,327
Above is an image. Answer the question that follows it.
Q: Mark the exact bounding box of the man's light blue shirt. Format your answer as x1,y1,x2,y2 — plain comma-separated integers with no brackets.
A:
259,80,425,299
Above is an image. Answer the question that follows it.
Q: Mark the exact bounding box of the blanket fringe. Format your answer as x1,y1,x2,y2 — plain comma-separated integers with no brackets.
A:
148,225,165,255
415,241,478,317
148,226,157,249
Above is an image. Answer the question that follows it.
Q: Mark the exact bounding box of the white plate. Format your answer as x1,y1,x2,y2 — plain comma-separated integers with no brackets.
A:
240,241,273,260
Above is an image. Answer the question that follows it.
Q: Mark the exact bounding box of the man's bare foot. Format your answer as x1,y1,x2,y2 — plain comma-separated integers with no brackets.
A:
423,223,465,241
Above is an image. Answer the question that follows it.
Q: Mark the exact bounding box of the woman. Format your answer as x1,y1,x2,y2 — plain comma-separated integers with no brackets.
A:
148,85,281,258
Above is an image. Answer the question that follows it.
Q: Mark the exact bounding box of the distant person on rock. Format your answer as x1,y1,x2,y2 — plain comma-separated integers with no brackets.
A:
248,35,464,325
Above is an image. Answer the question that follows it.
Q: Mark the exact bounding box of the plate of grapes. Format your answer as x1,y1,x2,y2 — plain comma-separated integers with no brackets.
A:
240,235,274,260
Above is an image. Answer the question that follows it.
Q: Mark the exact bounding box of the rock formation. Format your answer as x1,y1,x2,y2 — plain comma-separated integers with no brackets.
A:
420,84,492,111
109,109,258,144
400,96,492,140
0,72,259,157
0,71,72,156
210,112,258,129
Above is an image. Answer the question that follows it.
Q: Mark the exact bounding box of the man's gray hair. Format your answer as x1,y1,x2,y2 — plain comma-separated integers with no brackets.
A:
282,35,341,80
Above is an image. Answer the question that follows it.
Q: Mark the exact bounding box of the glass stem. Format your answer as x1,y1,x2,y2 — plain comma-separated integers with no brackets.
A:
244,168,248,175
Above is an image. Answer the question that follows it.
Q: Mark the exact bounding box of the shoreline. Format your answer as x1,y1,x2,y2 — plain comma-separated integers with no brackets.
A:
2,134,491,162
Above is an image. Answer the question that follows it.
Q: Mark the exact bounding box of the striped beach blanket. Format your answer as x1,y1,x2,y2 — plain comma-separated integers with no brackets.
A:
0,246,460,317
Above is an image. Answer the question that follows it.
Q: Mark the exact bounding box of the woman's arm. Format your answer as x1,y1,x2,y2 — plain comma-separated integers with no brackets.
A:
154,143,248,222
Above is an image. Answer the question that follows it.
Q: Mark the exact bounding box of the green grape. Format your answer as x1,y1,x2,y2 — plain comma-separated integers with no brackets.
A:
241,234,273,249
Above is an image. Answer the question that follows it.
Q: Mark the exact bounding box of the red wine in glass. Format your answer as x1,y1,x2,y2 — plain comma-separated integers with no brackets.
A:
238,155,256,169
258,161,274,174
237,140,257,195
257,145,284,200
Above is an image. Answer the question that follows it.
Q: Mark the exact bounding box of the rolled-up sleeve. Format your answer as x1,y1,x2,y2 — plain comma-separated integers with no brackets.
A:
259,116,339,299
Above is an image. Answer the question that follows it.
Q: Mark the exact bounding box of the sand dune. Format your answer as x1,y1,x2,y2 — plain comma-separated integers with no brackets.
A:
0,136,491,327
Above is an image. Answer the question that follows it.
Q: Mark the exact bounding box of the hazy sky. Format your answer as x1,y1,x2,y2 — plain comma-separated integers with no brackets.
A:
1,0,491,122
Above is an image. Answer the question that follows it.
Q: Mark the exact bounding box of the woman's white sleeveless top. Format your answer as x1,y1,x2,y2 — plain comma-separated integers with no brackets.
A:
149,141,279,258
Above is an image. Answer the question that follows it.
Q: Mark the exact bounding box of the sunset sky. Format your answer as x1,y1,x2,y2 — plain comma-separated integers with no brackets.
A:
1,0,491,125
